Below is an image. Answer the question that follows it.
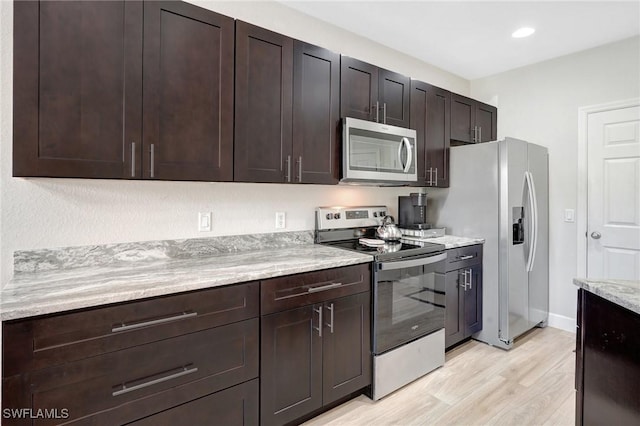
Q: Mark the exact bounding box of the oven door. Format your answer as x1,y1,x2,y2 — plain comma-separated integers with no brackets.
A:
373,253,446,355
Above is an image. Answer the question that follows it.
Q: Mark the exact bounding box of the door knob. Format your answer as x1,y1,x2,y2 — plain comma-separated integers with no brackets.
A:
590,231,602,239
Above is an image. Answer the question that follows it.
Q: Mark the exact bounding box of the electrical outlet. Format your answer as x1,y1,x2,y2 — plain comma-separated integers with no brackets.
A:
275,212,286,229
198,212,212,232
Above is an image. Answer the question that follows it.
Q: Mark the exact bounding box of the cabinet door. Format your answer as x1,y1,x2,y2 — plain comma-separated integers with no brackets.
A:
261,305,323,426
322,292,371,405
581,292,640,425
292,42,340,184
445,271,464,348
142,1,234,181
378,68,410,128
129,379,258,426
235,21,293,183
409,80,429,184
340,57,379,122
426,86,451,187
410,81,450,187
464,264,483,336
450,94,475,144
476,102,498,143
13,1,142,178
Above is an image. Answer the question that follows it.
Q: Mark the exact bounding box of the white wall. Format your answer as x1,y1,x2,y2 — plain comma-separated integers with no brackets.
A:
0,1,468,285
470,36,640,329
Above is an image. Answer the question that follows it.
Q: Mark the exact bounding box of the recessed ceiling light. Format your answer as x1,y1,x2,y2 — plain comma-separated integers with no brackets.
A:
511,27,536,38
512,27,535,38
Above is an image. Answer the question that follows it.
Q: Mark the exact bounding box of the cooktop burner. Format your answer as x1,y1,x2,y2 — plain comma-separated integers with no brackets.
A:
315,206,445,261
325,238,444,261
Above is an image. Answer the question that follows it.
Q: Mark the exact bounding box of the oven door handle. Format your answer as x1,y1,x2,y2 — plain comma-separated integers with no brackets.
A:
378,253,446,271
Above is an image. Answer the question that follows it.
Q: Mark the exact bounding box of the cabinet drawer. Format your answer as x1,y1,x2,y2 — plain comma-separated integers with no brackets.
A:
129,379,258,426
446,244,483,272
261,264,371,315
4,319,258,425
3,282,259,376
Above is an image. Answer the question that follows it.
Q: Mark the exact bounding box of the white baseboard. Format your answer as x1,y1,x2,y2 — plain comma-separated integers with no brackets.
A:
548,313,576,333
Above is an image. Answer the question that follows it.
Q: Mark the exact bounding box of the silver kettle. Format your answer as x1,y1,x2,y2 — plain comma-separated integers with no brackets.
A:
376,215,402,242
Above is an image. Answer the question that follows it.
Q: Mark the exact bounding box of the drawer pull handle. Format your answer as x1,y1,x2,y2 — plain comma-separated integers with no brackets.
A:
112,365,198,397
307,282,342,293
112,311,198,333
458,255,474,260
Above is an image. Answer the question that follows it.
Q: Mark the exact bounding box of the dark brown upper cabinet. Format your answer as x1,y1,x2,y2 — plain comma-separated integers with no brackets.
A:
410,80,451,187
341,57,410,128
234,21,293,183
450,93,497,144
292,42,341,184
13,1,143,178
143,1,234,181
235,22,339,184
13,1,234,181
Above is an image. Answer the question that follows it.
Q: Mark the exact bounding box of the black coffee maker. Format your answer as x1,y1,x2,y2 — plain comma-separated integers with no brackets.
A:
398,191,430,230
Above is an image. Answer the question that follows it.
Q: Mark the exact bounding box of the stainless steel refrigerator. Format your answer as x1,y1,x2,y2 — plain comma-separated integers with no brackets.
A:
431,137,548,350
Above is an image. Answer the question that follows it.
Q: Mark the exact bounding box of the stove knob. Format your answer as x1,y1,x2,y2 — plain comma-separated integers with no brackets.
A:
325,213,332,220
373,212,377,217
380,211,386,217
334,213,341,220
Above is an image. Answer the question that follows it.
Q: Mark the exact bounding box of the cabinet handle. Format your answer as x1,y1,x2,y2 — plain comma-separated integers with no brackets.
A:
112,365,198,397
298,156,303,182
434,168,438,186
307,282,342,293
383,102,387,124
285,155,291,182
112,311,198,333
458,255,474,260
314,306,323,337
150,144,155,178
467,269,473,290
131,142,136,177
479,127,482,142
427,167,432,186
326,303,334,334
375,101,380,122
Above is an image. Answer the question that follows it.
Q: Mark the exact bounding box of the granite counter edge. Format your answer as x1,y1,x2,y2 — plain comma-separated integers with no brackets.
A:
1,256,373,322
573,278,640,316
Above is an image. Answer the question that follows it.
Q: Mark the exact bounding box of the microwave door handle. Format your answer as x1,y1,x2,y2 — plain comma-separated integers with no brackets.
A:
397,139,405,170
403,137,413,173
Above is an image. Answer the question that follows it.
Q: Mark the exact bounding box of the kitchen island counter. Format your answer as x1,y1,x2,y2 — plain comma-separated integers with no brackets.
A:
1,243,373,321
573,277,640,315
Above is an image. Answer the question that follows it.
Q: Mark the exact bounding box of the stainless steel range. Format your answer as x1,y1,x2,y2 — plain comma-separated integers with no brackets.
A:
315,206,446,400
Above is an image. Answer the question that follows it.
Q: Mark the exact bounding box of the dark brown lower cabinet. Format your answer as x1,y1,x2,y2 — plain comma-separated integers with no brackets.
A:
260,292,371,426
445,245,483,349
576,289,640,425
2,282,260,426
128,379,259,426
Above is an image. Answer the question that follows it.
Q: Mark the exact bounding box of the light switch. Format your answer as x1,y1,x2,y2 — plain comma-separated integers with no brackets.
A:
198,212,212,232
564,209,575,223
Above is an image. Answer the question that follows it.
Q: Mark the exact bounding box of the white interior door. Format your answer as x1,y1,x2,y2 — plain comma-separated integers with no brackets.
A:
587,105,640,279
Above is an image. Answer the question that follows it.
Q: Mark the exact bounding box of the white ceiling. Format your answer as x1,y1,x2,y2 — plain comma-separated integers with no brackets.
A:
278,1,640,80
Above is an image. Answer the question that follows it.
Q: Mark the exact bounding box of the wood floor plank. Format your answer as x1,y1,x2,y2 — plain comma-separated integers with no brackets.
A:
302,327,576,426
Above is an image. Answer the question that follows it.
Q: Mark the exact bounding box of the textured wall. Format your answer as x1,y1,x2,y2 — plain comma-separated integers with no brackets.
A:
470,36,640,329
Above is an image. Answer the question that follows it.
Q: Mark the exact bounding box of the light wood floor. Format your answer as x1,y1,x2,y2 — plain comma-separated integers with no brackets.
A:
304,327,576,426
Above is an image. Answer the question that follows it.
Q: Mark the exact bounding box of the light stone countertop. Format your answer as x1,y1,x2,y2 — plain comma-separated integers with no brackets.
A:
573,278,640,316
1,244,373,321
402,235,485,249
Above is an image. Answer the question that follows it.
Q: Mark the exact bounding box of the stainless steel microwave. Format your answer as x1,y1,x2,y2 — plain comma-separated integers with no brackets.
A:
341,117,417,185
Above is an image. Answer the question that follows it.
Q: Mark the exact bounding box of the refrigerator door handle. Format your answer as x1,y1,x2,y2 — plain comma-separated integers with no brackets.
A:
525,171,539,272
